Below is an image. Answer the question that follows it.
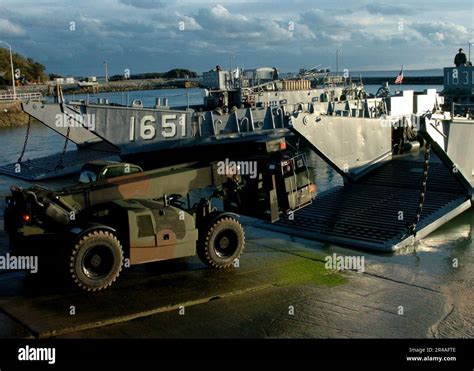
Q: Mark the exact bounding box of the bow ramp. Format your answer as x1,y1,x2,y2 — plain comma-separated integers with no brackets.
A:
421,114,474,194
263,113,472,251
0,101,119,180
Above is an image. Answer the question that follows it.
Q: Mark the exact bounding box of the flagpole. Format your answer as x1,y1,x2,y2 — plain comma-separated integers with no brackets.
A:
395,65,404,85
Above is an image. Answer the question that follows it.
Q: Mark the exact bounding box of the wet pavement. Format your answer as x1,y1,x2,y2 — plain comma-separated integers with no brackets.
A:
0,209,472,339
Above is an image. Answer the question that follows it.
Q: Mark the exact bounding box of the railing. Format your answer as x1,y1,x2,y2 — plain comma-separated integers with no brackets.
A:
0,92,43,101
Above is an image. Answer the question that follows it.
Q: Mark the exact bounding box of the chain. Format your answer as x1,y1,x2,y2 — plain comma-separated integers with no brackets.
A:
55,117,71,171
407,142,431,237
17,115,31,164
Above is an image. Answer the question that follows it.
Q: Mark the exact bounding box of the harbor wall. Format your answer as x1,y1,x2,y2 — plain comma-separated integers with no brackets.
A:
0,78,200,97
362,76,443,85
0,101,30,127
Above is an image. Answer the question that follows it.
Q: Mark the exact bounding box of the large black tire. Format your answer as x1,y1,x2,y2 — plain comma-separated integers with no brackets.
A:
197,216,245,268
70,230,123,291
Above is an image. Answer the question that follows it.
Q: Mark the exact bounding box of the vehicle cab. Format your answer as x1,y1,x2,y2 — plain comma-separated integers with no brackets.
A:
79,161,143,184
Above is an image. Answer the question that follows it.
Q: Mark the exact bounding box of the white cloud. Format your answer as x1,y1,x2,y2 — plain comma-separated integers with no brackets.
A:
366,3,412,15
176,14,202,31
118,0,166,9
0,1,472,73
411,21,470,44
0,18,26,36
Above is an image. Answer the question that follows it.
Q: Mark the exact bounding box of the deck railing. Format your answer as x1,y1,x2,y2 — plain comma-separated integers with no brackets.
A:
0,92,43,101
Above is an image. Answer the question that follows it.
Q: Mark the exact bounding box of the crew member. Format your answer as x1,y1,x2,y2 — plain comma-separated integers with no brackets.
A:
454,48,467,67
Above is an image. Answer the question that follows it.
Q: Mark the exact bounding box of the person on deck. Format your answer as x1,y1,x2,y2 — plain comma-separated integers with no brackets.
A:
454,48,467,67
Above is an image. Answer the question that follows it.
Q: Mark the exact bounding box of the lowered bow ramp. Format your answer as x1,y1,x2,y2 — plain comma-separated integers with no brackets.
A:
421,115,474,194
262,114,472,251
0,140,120,181
21,100,105,146
0,102,119,180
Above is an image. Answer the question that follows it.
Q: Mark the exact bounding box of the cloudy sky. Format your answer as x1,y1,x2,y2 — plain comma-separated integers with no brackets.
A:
0,0,472,76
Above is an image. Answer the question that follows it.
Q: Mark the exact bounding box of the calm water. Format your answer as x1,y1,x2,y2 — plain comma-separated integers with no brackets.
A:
354,69,443,77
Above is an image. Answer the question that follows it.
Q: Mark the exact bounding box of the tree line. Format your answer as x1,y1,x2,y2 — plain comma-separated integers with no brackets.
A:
109,69,198,81
1,47,199,87
0,48,47,86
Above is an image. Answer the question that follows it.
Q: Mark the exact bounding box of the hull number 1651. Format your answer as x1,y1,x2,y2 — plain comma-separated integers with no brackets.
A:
129,114,187,141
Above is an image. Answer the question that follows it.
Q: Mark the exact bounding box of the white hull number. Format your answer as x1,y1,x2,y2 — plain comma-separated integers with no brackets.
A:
129,114,186,141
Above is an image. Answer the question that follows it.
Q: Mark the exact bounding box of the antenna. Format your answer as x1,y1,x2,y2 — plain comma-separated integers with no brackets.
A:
103,61,109,83
469,41,473,63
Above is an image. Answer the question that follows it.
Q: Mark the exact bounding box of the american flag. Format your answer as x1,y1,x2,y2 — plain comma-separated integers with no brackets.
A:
395,66,404,84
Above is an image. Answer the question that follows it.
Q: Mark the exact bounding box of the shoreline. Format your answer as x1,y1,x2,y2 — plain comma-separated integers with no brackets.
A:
0,78,200,97
362,76,443,85
0,75,443,97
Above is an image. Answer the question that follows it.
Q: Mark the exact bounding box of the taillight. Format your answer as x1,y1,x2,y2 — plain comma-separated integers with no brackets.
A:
279,139,287,151
309,184,317,194
22,213,30,223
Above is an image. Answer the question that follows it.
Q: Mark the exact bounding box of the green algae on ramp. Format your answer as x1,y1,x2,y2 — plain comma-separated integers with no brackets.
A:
273,255,347,287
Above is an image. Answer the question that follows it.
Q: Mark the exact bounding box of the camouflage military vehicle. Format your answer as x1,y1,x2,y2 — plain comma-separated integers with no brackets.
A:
4,138,316,291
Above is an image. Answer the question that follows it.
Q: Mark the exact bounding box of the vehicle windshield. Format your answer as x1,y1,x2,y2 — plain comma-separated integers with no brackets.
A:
100,165,142,179
79,169,98,184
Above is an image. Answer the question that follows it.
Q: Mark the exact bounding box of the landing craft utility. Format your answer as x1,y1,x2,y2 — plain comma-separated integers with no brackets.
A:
1,63,441,182
5,65,375,181
261,63,474,251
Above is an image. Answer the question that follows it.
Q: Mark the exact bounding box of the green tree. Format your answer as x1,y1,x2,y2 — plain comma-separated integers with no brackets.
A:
0,48,47,85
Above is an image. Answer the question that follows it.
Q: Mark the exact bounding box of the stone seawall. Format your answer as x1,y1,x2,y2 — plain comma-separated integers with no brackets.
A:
0,101,31,127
